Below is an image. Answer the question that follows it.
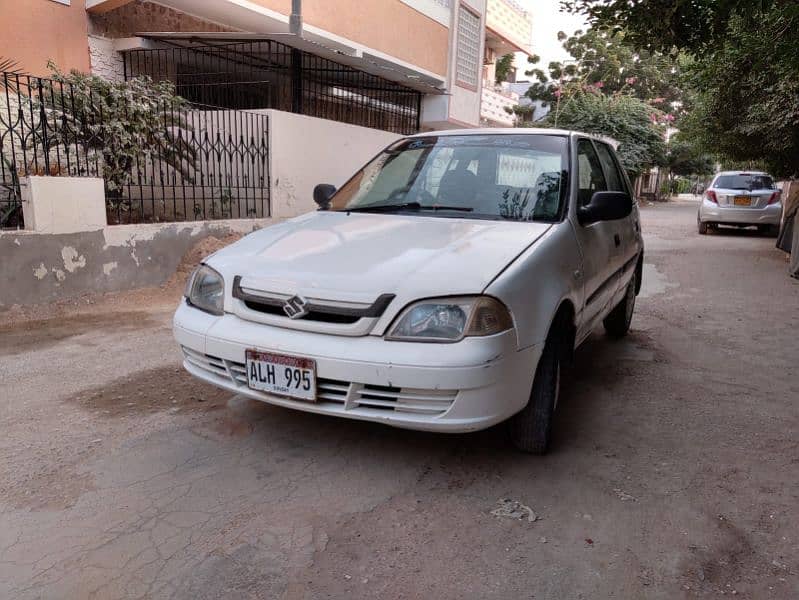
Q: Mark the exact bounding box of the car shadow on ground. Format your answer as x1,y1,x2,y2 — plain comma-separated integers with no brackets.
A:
550,331,651,451
705,225,778,238
225,330,645,460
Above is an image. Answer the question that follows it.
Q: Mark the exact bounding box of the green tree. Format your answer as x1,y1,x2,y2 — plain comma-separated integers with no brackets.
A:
523,29,682,114
661,136,715,194
494,53,515,85
537,87,667,179
560,0,784,57
664,138,714,179
562,0,799,177
677,9,799,177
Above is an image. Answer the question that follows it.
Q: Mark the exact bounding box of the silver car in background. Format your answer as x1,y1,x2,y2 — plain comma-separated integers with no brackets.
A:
698,171,782,235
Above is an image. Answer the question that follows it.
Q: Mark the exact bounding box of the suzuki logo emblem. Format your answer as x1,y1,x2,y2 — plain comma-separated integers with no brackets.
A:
283,295,310,319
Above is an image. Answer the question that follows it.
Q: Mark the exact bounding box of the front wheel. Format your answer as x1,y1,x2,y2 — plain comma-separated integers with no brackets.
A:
603,268,637,338
508,328,562,454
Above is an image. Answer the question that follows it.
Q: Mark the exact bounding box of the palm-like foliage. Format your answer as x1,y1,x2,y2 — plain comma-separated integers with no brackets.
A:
0,56,23,93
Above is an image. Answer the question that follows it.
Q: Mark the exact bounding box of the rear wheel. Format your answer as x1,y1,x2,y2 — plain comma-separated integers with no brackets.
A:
604,268,637,338
698,219,708,235
509,324,563,454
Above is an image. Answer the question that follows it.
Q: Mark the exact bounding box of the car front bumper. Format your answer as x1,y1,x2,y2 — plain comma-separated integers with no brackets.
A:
173,300,541,433
698,199,782,226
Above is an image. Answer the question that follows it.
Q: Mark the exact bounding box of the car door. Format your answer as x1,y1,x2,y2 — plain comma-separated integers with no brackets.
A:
570,137,619,342
594,140,641,298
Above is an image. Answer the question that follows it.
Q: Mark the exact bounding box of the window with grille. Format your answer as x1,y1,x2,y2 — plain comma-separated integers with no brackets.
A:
456,6,480,88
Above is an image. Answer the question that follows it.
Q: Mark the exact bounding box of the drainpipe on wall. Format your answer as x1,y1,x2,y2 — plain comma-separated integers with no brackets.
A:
289,0,303,113
290,0,302,36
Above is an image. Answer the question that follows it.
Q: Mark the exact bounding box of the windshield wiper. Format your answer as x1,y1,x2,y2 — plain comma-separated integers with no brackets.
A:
417,204,474,212
347,202,473,213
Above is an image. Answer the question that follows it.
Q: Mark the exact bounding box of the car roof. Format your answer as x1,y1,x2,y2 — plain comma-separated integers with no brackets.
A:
714,170,772,177
408,127,620,149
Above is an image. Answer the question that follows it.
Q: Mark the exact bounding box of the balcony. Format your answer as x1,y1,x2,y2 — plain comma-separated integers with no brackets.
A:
485,0,533,55
480,85,519,127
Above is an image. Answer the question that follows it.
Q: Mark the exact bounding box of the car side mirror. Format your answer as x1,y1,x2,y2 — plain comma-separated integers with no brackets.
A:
578,191,633,225
313,183,336,211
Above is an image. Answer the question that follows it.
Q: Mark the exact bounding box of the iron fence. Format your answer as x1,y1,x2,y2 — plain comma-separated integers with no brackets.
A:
1,73,100,228
0,71,270,228
1,38,423,230
124,39,422,135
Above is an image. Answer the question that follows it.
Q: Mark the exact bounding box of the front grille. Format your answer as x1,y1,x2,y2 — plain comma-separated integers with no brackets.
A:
231,276,395,327
182,348,457,416
242,299,360,324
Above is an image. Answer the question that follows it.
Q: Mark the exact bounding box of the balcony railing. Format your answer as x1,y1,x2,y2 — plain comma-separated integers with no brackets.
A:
486,0,533,52
480,85,518,127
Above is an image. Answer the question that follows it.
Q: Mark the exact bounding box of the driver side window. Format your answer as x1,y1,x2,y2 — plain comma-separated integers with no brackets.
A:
577,139,607,207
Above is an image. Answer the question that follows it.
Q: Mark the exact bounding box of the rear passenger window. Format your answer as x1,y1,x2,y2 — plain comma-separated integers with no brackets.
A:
577,139,607,207
595,142,626,192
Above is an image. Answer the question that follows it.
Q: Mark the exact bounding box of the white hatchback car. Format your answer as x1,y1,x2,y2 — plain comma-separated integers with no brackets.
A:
174,129,644,453
698,170,782,235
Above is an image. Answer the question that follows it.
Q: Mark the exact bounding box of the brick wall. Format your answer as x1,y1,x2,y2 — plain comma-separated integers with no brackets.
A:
88,0,238,38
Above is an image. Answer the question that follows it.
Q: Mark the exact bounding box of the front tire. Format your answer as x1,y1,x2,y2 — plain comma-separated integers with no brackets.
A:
603,268,637,338
509,327,562,454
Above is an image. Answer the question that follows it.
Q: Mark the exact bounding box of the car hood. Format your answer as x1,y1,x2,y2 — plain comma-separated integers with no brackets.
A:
208,211,551,303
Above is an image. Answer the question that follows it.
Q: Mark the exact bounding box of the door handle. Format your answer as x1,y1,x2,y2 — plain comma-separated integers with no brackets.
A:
614,234,621,247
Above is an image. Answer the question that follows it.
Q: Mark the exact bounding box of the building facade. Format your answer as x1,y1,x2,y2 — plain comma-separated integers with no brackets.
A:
479,0,533,127
1,0,490,131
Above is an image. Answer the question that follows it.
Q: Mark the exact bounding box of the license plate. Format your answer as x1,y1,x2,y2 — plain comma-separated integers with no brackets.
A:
245,350,316,401
734,195,751,206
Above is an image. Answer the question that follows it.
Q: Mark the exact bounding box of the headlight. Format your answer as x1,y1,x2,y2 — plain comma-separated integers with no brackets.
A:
185,264,225,316
386,296,513,342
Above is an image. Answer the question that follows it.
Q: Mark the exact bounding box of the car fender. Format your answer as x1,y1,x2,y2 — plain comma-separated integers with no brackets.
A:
485,222,583,352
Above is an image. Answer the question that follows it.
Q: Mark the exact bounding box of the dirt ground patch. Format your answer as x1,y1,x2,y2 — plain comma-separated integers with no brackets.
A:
68,365,231,418
0,311,158,357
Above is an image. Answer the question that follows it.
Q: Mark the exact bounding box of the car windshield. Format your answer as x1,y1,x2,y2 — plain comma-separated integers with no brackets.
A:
329,134,568,222
714,174,775,190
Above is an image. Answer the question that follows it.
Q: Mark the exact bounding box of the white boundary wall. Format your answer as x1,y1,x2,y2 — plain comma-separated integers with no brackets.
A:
264,109,402,219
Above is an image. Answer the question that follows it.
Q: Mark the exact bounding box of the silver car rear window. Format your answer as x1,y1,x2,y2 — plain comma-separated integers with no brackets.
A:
714,174,775,190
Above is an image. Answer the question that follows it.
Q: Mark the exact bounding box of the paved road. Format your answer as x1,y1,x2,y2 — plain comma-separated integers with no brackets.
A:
1,199,797,599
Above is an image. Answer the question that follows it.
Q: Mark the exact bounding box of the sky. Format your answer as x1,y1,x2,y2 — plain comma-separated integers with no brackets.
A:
517,0,589,80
